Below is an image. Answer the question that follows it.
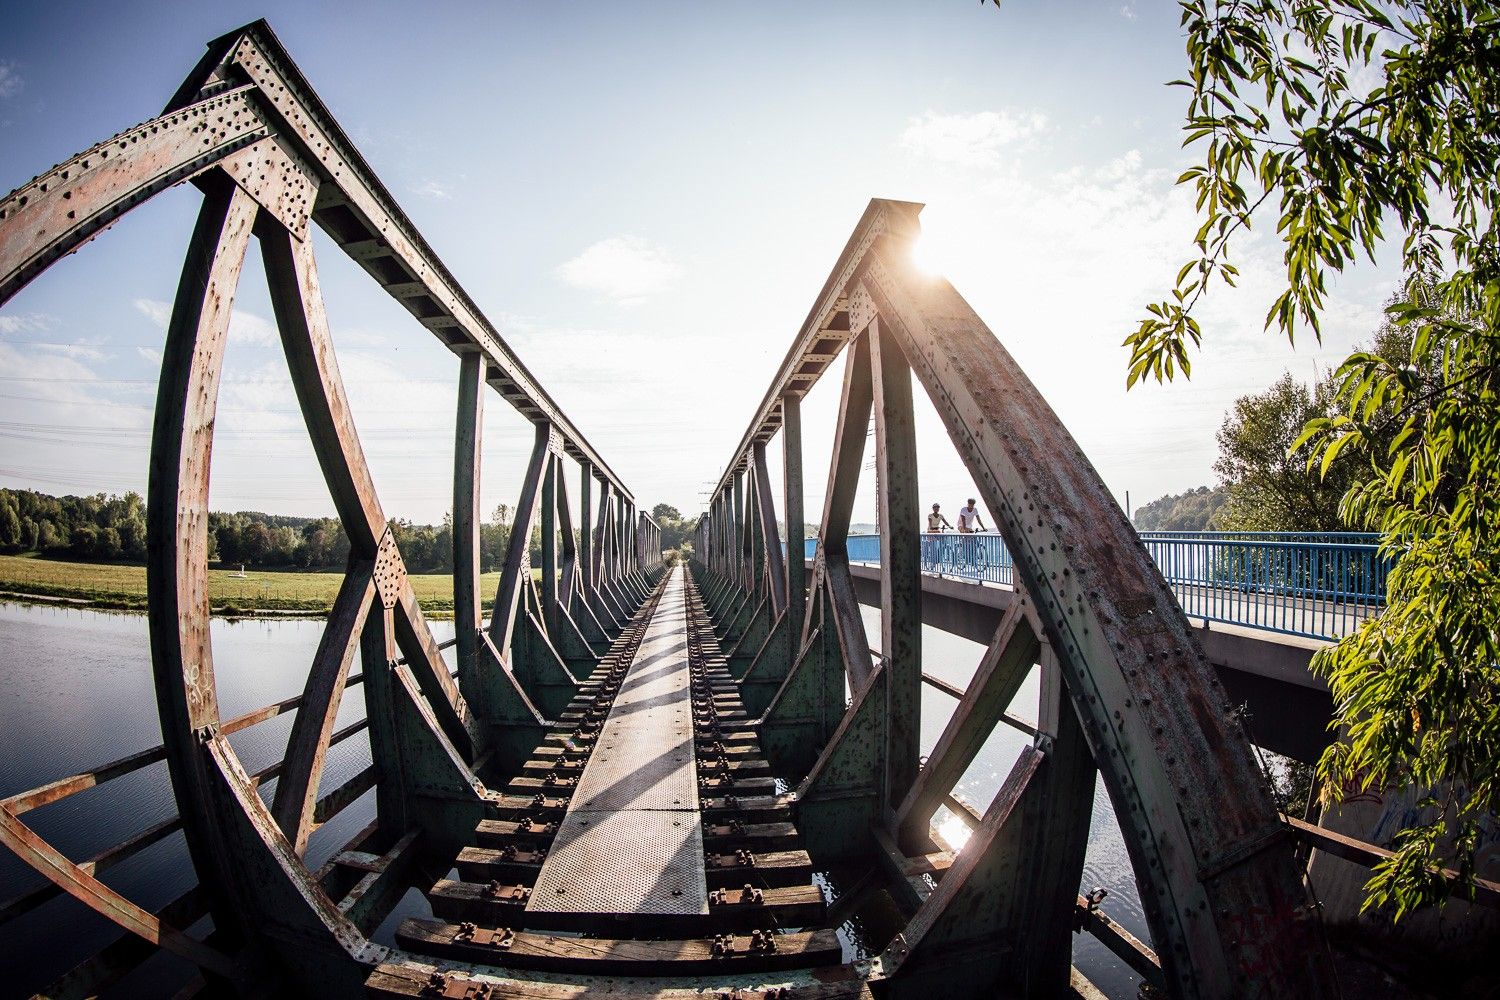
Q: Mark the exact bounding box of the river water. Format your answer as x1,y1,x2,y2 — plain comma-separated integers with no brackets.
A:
0,600,1150,997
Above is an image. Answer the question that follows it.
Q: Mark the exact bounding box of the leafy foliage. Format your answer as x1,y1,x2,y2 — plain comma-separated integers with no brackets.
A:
0,488,147,562
1214,373,1357,530
651,502,699,556
1141,0,1500,916
1132,485,1229,530
0,487,523,573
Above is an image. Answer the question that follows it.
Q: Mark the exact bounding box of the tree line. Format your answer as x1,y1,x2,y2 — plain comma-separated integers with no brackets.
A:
0,488,539,573
647,501,817,566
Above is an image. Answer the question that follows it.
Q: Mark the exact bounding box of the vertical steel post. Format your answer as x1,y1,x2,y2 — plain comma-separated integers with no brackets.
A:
453,354,484,683
731,471,744,588
870,316,922,807
753,441,787,615
579,461,593,594
488,423,549,653
540,455,558,633
815,329,876,682
782,393,806,649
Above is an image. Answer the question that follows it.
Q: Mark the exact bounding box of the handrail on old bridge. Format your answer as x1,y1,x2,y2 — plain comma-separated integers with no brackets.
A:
806,530,1388,641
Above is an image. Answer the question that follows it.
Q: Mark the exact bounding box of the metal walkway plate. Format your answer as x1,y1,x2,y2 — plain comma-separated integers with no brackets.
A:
528,569,708,916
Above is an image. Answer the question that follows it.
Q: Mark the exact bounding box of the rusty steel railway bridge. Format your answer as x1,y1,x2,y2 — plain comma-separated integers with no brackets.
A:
2,19,1423,1000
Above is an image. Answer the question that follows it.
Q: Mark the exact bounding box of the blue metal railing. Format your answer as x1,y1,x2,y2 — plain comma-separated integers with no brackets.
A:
802,531,1388,640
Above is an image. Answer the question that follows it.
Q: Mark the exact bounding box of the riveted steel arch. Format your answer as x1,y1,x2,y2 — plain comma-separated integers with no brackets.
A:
692,199,1337,999
0,19,654,993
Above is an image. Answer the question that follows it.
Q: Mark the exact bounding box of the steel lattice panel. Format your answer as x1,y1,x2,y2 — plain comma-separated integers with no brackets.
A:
528,570,709,916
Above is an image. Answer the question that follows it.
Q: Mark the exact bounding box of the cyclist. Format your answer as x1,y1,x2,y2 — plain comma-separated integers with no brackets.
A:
927,503,953,532
957,498,988,534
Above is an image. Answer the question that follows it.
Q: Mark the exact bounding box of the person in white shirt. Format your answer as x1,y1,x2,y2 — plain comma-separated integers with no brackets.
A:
956,498,987,534
927,503,953,532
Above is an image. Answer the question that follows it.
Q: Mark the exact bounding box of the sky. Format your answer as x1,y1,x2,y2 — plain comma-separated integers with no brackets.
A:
0,1,1400,531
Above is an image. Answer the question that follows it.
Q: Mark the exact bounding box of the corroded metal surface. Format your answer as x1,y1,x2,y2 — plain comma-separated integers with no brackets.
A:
0,17,1396,998
0,19,664,996
695,200,1340,999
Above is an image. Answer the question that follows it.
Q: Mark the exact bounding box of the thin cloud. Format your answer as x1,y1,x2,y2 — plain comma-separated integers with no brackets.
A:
0,312,55,334
900,109,1048,168
133,298,172,329
411,179,453,201
230,311,278,346
555,236,682,305
134,297,277,346
34,343,109,363
0,62,21,101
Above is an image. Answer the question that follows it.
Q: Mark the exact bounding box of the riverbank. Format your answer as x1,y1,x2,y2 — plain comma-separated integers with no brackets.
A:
0,553,505,618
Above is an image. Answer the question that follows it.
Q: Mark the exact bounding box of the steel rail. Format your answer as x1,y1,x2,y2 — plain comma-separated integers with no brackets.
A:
0,716,374,929
0,805,241,978
0,650,458,928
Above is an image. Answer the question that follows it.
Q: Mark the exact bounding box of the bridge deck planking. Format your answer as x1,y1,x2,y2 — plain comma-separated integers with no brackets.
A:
527,567,708,917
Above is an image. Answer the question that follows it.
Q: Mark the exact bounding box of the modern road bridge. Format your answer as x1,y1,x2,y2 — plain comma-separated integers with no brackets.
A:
800,530,1386,765
5,19,1478,1000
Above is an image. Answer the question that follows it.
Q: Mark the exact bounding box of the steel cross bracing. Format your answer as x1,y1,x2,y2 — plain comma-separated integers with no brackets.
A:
691,199,1344,1000
0,18,665,999
1,18,1444,1000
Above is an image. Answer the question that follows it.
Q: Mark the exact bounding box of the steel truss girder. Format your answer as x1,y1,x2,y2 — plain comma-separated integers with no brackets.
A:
856,225,1330,997
0,22,649,992
695,200,1335,999
0,19,631,503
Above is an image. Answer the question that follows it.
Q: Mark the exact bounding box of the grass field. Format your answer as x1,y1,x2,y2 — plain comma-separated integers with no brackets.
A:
0,553,507,617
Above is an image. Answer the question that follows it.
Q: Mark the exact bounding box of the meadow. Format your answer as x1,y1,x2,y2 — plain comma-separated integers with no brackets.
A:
0,553,506,617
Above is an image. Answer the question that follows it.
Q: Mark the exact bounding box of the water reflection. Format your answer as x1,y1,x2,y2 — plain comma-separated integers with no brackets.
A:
0,600,1149,998
0,601,455,997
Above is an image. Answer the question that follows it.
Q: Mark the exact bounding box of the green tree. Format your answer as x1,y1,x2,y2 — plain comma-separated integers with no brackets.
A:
1134,0,1500,917
1132,485,1228,531
0,497,20,548
1214,374,1353,530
